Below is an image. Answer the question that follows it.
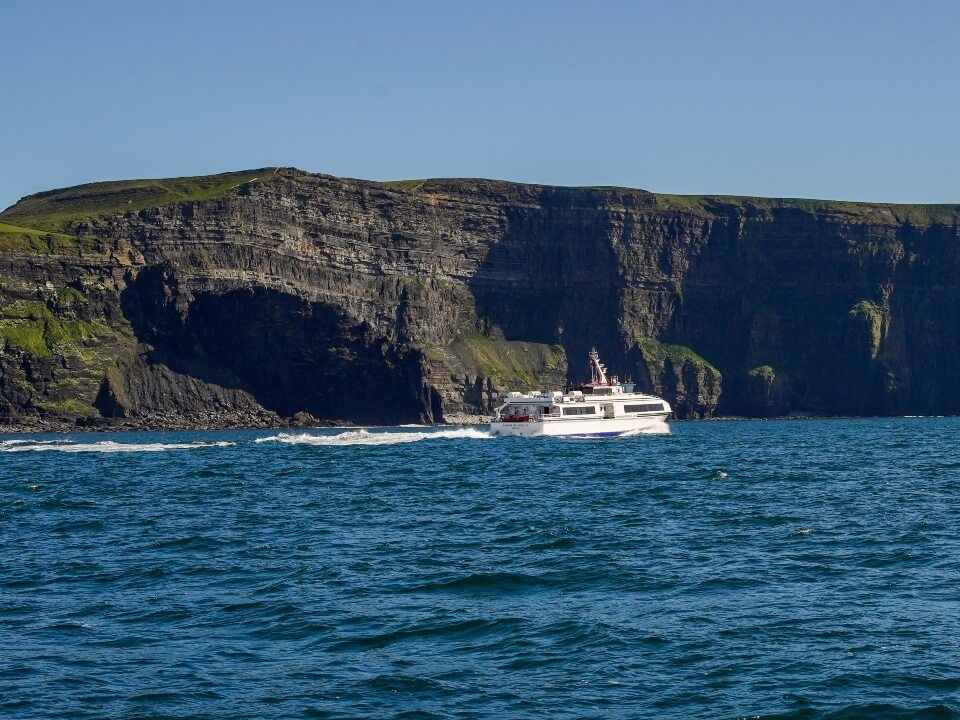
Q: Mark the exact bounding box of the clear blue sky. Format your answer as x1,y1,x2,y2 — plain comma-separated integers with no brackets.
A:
2,0,958,210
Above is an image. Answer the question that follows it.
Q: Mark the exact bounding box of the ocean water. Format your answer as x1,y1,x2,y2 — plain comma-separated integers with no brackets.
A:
1,418,959,719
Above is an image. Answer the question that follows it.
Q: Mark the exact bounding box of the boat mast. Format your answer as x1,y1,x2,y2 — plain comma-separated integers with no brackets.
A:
588,348,609,386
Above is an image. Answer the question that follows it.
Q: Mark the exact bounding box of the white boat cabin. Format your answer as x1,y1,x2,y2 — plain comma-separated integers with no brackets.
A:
494,387,667,424
491,348,670,436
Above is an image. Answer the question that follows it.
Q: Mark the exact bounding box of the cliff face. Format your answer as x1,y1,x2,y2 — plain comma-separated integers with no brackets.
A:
1,168,958,428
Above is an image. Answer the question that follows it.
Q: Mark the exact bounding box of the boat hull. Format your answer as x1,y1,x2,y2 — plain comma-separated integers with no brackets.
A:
489,413,669,437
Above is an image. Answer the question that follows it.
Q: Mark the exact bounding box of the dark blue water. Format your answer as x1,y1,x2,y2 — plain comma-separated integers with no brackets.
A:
2,418,959,719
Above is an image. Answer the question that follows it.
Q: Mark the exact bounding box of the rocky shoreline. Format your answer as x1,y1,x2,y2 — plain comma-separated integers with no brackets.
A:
0,410,346,434
0,410,935,435
0,407,494,434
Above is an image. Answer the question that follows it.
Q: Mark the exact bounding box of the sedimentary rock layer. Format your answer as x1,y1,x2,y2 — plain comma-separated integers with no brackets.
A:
1,168,957,428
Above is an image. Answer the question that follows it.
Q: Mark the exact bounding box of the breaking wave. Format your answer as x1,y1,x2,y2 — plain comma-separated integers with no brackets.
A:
0,440,235,453
255,427,494,446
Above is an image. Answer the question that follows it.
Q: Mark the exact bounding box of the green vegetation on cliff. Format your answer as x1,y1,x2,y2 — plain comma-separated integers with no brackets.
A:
654,193,960,226
31,398,97,419
1,168,276,233
636,338,719,374
382,180,427,191
747,364,776,381
449,333,564,388
633,338,722,419
742,364,792,416
0,285,134,422
0,299,109,357
385,177,960,225
8,168,959,235
0,221,63,238
0,221,103,254
848,300,885,357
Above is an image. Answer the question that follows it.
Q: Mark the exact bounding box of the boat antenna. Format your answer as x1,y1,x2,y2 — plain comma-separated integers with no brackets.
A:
588,348,609,385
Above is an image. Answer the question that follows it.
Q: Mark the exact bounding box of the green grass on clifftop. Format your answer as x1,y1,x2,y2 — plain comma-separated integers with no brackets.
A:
655,193,960,226
5,167,958,232
1,168,276,232
0,221,102,254
382,180,427,190
386,176,960,226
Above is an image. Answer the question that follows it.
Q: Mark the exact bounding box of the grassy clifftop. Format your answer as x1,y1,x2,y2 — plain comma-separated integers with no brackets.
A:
652,193,960,226
384,176,960,226
5,167,958,235
1,168,276,233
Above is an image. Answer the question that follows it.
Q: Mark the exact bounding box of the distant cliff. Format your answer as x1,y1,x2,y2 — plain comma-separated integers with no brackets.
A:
1,167,958,429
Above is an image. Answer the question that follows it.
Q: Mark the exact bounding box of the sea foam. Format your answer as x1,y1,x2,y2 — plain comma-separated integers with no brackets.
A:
255,427,494,446
618,422,672,437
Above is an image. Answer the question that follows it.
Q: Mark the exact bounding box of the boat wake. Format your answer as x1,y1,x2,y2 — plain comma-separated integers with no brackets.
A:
255,427,494,446
619,422,671,437
561,423,672,439
0,439,235,453
0,421,664,453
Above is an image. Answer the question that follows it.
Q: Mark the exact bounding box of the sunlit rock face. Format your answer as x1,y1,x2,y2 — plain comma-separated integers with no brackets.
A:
1,167,958,428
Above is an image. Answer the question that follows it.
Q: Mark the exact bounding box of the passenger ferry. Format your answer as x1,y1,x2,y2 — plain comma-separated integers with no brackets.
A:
489,348,671,437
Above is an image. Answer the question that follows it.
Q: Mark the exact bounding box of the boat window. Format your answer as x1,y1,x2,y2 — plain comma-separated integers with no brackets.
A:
624,403,665,413
562,406,597,416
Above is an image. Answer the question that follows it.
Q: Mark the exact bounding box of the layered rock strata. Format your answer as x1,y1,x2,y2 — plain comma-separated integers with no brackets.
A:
1,168,957,428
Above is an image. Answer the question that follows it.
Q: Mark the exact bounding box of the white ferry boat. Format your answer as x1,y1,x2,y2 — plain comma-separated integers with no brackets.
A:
489,348,671,437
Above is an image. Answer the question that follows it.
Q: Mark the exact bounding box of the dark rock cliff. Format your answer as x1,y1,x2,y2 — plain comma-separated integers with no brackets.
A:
1,168,958,428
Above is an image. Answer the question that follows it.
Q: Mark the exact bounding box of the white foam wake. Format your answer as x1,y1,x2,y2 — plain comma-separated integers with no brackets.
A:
619,422,671,437
1,440,235,453
0,439,35,447
0,438,79,447
255,427,494,446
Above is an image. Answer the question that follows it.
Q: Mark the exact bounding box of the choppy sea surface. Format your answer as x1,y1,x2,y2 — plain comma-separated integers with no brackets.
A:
2,417,959,719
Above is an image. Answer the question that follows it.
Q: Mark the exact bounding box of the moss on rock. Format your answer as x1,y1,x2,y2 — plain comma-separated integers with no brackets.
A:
0,299,112,357
748,364,776,381
0,284,136,426
848,300,885,357
451,333,565,389
418,334,567,415
742,365,791,416
33,398,97,419
636,338,719,374
634,338,722,418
